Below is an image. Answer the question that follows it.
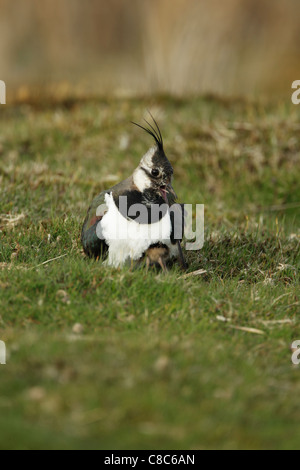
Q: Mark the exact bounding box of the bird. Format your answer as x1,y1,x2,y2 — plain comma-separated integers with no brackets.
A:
81,115,186,270
145,243,170,272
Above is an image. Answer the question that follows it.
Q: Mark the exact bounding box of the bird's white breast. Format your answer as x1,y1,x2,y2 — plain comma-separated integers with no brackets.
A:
100,193,172,267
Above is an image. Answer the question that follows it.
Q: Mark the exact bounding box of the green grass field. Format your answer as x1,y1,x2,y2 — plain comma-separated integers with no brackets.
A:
0,96,299,449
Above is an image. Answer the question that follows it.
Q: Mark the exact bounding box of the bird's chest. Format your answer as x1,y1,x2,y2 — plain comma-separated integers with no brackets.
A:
100,193,172,267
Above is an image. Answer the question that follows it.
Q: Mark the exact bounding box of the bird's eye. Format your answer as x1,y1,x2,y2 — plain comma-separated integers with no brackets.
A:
151,169,160,177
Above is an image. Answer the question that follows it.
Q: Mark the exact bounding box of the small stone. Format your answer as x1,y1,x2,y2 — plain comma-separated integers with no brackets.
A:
154,355,170,372
119,134,130,151
72,323,84,334
27,386,46,401
10,252,18,262
56,290,71,304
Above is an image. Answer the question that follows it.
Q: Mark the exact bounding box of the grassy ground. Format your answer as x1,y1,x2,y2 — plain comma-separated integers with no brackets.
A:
0,96,299,450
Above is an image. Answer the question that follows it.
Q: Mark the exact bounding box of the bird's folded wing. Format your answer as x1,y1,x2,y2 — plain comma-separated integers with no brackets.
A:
81,190,109,258
82,191,108,231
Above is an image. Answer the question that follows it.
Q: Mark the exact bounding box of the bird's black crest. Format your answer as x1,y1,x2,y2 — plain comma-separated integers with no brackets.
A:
131,112,164,150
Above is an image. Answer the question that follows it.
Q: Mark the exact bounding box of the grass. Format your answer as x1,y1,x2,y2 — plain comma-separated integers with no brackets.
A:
0,95,299,450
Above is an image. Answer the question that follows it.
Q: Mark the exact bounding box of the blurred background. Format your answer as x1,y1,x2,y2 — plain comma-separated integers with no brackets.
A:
0,0,300,100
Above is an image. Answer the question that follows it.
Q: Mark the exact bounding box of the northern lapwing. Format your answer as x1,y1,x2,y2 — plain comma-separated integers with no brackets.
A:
81,116,186,270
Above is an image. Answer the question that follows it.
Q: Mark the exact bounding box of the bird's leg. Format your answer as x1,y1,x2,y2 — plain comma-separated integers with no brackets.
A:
177,241,187,271
146,256,150,273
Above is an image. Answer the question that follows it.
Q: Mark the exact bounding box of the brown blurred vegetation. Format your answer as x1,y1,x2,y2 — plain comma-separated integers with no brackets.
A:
0,0,300,99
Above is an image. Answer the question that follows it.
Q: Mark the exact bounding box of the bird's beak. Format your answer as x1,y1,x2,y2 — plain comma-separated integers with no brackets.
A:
166,183,177,200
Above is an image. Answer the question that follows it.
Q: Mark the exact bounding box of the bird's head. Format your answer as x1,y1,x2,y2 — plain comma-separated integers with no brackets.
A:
132,117,177,203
